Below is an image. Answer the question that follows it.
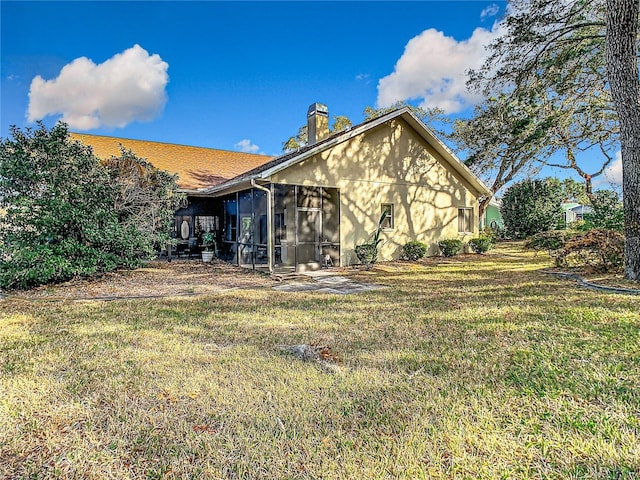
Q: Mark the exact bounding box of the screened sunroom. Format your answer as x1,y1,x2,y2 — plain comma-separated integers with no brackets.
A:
174,184,340,273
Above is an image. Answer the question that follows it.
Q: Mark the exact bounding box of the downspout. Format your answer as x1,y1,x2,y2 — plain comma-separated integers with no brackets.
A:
251,179,273,274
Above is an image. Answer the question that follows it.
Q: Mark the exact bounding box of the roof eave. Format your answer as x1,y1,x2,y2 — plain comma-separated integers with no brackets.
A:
200,106,491,199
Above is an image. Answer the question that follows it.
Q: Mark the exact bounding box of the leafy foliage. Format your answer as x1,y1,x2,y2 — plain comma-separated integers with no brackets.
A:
354,243,378,266
355,211,388,268
456,0,639,280
554,229,625,273
581,189,624,232
283,102,447,152
0,123,181,289
101,148,183,256
400,240,428,261
467,236,494,254
500,179,564,239
282,115,353,152
453,0,617,222
524,230,575,256
363,102,446,124
438,239,463,257
201,231,217,253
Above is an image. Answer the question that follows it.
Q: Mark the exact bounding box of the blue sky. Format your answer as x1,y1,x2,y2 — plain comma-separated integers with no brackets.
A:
0,1,621,187
1,1,504,151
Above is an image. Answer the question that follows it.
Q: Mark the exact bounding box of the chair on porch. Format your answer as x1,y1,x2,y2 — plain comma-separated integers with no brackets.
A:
183,236,200,259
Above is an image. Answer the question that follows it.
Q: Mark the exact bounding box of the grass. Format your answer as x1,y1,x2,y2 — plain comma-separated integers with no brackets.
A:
1,243,639,479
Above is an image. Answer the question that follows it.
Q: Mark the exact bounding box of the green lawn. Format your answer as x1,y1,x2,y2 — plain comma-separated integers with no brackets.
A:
1,244,639,479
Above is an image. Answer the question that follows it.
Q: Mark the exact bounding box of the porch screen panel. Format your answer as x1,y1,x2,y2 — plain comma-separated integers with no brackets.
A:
253,189,268,266
322,187,340,266
297,209,321,265
297,186,321,209
220,195,238,263
238,191,253,265
273,184,295,268
322,188,340,243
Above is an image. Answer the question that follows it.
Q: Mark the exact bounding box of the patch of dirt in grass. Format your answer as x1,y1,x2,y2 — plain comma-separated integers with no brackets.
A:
9,259,276,300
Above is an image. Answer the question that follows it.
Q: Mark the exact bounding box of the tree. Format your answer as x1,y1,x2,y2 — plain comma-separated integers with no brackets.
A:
582,189,625,231
282,115,353,152
557,178,590,205
282,102,446,152
454,0,617,215
500,179,564,239
101,147,183,255
0,123,181,289
456,0,640,280
605,0,640,280
282,125,308,152
364,102,449,140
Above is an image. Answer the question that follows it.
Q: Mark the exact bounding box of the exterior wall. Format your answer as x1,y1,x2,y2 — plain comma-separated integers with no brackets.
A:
484,204,504,229
271,118,482,265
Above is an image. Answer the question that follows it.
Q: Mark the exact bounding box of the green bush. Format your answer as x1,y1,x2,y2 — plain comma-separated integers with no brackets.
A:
0,123,181,290
438,239,463,257
400,240,428,261
524,230,575,256
355,243,378,266
581,190,624,232
0,240,139,290
554,229,624,273
501,179,564,239
467,236,493,254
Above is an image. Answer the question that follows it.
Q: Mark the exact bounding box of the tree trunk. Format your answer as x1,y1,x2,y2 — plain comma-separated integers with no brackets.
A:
606,0,640,281
478,195,492,223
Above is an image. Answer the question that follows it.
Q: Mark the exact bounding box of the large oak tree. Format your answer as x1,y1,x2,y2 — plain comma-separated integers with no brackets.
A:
454,0,640,281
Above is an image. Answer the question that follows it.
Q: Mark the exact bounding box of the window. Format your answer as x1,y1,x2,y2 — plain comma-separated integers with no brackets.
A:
381,204,394,229
195,215,218,236
458,208,473,234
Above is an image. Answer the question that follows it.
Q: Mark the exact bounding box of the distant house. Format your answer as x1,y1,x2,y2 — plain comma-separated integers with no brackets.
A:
73,104,490,272
561,202,592,226
482,198,504,230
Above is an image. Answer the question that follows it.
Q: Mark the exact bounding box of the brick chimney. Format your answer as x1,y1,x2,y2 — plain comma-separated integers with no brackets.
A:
307,103,329,145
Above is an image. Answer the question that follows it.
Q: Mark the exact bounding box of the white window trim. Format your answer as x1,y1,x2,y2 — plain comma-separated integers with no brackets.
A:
381,203,394,230
457,207,474,234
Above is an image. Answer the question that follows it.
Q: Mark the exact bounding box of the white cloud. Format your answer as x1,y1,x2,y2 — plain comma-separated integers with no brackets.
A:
603,151,623,186
481,3,500,19
376,24,502,114
28,45,169,130
234,139,260,154
356,73,370,81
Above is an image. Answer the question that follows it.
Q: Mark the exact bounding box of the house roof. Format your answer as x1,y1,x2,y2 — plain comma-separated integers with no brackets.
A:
69,133,273,191
203,107,492,197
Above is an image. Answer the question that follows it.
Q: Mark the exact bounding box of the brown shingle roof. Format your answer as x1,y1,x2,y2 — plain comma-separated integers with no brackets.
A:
69,133,273,190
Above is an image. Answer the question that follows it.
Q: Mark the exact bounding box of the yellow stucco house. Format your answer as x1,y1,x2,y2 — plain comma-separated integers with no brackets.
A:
73,104,490,272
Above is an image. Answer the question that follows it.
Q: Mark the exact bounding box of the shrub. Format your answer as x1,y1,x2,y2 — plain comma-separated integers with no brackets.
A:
480,226,498,243
355,210,390,268
524,230,575,256
0,123,181,289
400,240,428,261
467,236,493,254
554,229,624,273
581,190,624,232
438,239,463,257
355,243,378,267
501,179,564,239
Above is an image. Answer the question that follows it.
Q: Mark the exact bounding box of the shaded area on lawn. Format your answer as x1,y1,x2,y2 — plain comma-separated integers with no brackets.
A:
1,243,639,478
5,259,277,300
